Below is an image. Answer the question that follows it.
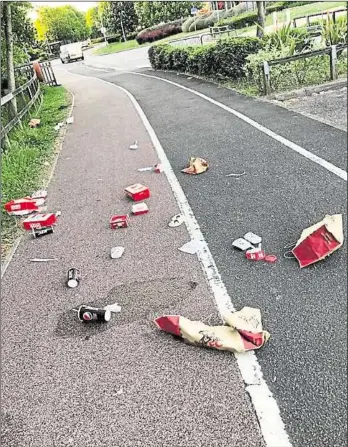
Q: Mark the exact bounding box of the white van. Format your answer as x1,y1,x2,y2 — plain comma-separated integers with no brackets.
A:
60,43,84,64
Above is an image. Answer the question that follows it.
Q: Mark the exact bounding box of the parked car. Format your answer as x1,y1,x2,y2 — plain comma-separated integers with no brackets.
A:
60,43,84,64
81,39,91,50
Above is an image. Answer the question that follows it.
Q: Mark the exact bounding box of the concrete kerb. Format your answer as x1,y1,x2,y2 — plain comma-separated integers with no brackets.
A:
1,89,75,279
266,78,348,101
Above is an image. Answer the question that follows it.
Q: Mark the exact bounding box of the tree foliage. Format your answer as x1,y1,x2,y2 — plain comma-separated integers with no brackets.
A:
1,2,35,78
34,5,89,43
85,6,100,38
134,2,202,29
99,1,137,39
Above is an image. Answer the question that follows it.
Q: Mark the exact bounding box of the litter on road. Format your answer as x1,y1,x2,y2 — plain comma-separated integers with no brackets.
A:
132,202,149,215
110,246,125,259
66,116,74,124
137,167,153,172
154,163,163,173
245,248,266,261
67,268,80,288
168,214,185,228
30,258,58,262
182,157,209,175
154,307,270,353
286,214,344,268
226,171,246,177
232,238,254,251
77,305,111,323
104,302,121,313
23,213,57,230
125,184,150,202
129,140,138,150
110,215,129,229
244,232,262,246
178,239,203,255
29,118,41,128
32,226,54,238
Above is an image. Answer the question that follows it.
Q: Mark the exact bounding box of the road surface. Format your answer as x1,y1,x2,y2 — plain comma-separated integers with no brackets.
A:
1,52,347,447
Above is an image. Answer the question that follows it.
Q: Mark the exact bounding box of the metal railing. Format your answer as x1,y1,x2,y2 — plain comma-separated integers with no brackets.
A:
261,44,347,95
169,27,237,47
293,8,347,28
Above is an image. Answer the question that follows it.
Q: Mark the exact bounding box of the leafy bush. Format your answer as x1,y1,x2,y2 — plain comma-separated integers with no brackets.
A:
148,37,261,80
182,17,195,33
216,1,316,27
136,19,183,44
321,15,347,45
263,24,312,53
245,43,332,94
218,11,258,29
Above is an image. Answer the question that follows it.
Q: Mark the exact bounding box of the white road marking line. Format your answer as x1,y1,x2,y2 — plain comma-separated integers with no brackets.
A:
74,73,291,447
126,71,347,182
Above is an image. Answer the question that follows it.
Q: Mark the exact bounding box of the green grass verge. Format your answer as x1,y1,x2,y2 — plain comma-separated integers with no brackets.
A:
1,85,70,258
94,40,148,55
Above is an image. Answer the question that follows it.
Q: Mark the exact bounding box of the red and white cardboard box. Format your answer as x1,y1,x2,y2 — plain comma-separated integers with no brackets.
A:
131,202,149,216
110,214,129,229
125,184,150,202
245,248,266,261
154,164,163,173
23,213,57,230
4,198,39,216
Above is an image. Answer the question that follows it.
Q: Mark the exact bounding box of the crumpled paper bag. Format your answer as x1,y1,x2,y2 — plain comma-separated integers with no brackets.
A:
182,157,209,175
292,214,343,268
154,307,270,353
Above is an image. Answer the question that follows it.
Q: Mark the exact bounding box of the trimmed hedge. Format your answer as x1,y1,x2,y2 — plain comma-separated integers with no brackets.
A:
136,19,183,44
148,37,262,79
217,1,317,28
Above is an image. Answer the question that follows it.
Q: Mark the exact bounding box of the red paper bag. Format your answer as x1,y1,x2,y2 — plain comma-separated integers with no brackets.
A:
292,214,343,268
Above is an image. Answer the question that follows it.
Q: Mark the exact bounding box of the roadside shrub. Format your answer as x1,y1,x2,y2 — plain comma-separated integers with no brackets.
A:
263,24,312,53
106,34,121,44
218,11,258,29
136,19,183,44
148,37,261,80
265,1,315,14
91,37,105,44
321,15,347,45
182,17,195,33
245,45,331,94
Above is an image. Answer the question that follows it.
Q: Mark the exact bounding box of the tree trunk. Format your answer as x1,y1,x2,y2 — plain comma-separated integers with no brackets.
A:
256,1,266,39
4,2,17,116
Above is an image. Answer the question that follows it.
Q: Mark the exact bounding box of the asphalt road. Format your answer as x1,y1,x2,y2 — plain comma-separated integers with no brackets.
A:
1,69,265,447
64,61,347,447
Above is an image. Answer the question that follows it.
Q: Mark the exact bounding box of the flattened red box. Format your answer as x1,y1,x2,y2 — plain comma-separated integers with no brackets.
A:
125,184,150,202
23,213,57,230
4,198,39,215
110,214,129,229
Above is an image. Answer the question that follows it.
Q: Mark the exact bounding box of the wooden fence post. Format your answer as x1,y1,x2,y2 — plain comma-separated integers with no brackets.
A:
263,61,271,95
330,45,338,80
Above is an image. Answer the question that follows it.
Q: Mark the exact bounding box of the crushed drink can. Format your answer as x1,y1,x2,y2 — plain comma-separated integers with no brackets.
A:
154,164,163,173
32,226,54,238
77,305,111,323
67,268,80,288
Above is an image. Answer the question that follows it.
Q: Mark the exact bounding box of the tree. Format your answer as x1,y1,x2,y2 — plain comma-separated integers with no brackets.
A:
101,1,137,40
135,2,202,29
256,1,266,38
85,6,100,38
34,5,89,43
3,2,17,114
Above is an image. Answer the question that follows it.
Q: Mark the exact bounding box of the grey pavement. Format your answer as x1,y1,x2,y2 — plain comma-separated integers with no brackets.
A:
64,62,347,447
276,86,348,132
1,68,264,447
